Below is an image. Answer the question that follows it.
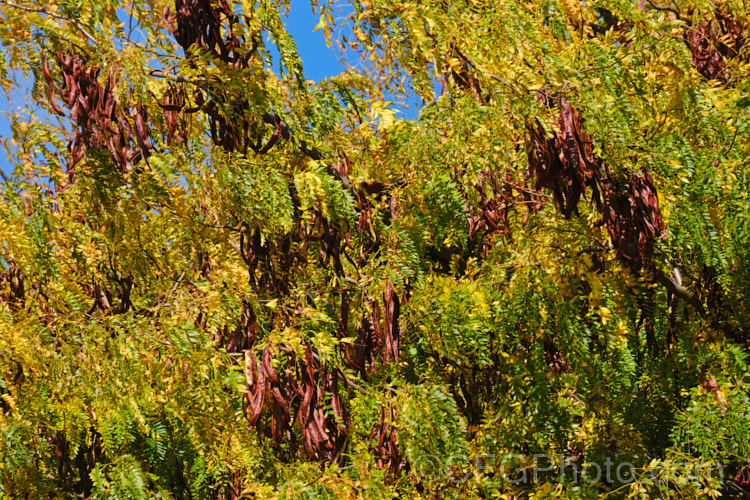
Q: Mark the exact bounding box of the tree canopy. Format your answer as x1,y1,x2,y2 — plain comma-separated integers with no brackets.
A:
1,0,750,498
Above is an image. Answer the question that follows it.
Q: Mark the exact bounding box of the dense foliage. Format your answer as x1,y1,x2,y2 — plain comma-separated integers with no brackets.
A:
1,0,750,498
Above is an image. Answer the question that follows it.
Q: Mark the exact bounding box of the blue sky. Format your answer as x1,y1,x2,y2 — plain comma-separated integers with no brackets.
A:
0,0,353,177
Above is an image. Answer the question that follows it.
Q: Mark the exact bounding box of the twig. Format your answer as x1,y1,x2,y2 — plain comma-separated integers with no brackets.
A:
581,39,662,74
503,180,554,199
167,268,187,300
644,89,679,143
1,1,97,44
453,46,533,96
721,127,738,159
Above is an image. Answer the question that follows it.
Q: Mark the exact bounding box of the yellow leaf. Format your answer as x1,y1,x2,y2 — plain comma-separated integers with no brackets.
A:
313,14,327,33
598,306,611,326
265,298,278,309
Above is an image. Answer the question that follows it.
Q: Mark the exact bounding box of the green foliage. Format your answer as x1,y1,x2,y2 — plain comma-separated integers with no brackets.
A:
407,276,495,366
90,455,150,500
217,152,295,235
1,0,750,498
397,384,468,476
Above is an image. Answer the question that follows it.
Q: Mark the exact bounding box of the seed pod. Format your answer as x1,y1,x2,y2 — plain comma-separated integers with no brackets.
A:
262,345,279,384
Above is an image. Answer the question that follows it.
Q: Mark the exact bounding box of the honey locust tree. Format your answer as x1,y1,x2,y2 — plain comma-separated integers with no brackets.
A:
1,0,750,498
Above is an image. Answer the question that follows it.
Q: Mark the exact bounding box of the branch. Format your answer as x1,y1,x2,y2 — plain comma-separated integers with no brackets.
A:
167,268,187,300
646,0,685,20
149,70,190,84
655,268,705,315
